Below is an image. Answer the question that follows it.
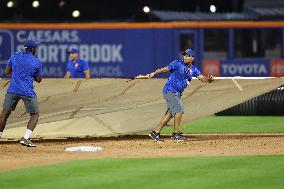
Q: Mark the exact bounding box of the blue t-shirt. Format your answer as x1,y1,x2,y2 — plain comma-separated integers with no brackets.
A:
7,52,42,97
163,59,201,95
66,59,89,78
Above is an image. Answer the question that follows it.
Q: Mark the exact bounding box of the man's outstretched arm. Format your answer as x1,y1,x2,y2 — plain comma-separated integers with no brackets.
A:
5,66,12,75
197,74,214,82
146,66,169,78
64,71,71,78
84,70,90,79
34,75,42,83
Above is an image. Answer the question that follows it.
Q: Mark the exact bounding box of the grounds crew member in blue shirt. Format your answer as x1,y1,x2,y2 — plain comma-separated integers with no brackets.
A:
0,40,43,147
144,49,214,142
64,48,90,79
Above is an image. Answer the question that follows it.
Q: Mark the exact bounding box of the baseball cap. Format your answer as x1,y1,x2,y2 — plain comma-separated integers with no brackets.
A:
67,48,79,54
182,49,195,57
24,40,40,48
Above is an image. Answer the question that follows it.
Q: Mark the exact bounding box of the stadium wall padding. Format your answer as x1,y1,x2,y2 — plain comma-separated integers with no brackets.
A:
1,22,284,78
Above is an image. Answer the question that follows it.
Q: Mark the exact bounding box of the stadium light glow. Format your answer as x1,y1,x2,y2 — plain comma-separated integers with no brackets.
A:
143,6,151,13
72,10,80,18
7,1,14,8
210,5,216,13
59,0,65,7
32,1,40,8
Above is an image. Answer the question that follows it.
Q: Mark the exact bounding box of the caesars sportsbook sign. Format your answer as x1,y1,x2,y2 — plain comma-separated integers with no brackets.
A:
0,29,154,78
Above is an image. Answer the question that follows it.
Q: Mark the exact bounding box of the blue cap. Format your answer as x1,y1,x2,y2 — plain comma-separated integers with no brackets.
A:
182,49,195,57
24,40,40,48
67,48,79,54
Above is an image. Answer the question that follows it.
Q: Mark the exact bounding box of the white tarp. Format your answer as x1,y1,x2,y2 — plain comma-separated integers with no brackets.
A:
1,77,284,139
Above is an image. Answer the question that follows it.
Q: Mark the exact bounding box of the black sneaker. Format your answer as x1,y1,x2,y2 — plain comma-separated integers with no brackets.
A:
149,131,164,142
171,132,187,142
19,137,36,147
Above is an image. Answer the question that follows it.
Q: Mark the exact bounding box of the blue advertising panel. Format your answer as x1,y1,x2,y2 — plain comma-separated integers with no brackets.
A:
0,27,280,78
0,28,173,78
220,59,270,77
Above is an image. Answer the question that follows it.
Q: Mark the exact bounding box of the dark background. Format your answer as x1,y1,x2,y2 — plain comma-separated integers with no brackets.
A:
0,0,245,22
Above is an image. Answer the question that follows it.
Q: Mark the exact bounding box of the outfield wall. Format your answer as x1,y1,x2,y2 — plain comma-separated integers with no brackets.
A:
0,22,284,78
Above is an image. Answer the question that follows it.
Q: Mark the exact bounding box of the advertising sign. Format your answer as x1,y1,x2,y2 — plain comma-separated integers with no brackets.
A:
0,29,159,78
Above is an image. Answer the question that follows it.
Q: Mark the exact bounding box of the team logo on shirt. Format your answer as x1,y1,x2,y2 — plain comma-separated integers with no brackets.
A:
185,67,192,85
75,63,79,68
189,68,192,75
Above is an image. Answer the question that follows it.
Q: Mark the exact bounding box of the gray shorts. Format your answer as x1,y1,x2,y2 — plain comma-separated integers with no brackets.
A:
3,93,39,113
163,92,184,117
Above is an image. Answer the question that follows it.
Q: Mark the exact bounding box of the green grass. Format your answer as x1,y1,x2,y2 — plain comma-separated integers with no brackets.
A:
0,155,283,189
1,116,283,188
162,116,284,134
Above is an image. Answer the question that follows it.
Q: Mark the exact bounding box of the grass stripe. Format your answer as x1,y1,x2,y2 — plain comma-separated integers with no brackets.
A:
162,116,284,134
0,155,283,189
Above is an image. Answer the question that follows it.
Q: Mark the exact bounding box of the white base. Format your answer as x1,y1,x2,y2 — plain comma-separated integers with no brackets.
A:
65,146,103,152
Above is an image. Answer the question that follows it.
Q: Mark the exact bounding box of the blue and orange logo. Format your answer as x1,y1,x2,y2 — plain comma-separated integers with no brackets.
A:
202,60,220,77
270,60,284,77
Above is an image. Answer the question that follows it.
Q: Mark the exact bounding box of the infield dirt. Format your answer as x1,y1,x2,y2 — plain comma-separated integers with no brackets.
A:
1,134,283,172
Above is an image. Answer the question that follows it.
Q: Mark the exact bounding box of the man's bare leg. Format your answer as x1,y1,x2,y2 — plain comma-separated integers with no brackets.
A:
20,112,39,147
0,109,11,137
172,112,186,141
27,112,39,131
23,112,39,139
173,112,182,133
154,112,172,133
